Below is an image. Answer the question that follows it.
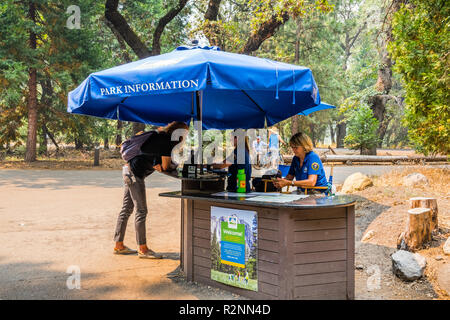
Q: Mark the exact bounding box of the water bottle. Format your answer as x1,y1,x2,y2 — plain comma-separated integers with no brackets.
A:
237,169,246,193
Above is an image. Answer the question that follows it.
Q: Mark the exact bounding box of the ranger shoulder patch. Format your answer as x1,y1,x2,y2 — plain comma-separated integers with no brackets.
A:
311,162,320,170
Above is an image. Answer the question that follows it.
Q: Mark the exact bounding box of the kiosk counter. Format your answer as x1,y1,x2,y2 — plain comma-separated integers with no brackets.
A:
160,185,356,300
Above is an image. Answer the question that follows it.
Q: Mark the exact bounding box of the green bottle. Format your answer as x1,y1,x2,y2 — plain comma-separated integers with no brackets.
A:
237,169,246,193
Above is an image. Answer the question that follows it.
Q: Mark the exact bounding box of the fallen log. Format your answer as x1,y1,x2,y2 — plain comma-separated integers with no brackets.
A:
282,154,448,164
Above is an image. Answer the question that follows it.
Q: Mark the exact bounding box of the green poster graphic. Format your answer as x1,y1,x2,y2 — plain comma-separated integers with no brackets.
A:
210,206,258,292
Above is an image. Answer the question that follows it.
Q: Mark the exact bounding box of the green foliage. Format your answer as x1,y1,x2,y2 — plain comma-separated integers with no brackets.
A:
0,0,109,150
122,0,191,54
2,0,443,155
344,105,379,153
388,0,450,155
0,0,193,153
193,0,332,53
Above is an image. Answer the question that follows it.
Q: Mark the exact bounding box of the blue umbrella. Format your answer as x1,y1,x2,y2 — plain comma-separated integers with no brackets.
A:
297,102,335,116
68,45,322,129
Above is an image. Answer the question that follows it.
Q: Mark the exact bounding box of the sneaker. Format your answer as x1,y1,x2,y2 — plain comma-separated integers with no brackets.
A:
138,249,164,259
113,246,138,255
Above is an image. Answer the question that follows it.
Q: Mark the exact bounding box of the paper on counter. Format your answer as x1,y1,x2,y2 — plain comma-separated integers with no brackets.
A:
245,194,309,203
211,191,289,198
211,191,257,197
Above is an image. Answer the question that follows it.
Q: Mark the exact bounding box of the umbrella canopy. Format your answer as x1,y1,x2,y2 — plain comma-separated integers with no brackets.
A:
68,45,322,129
298,102,335,116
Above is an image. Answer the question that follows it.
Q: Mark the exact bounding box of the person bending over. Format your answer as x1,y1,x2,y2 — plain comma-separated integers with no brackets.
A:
113,121,189,259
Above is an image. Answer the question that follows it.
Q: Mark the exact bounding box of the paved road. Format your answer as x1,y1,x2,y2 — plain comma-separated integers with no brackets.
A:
0,164,446,189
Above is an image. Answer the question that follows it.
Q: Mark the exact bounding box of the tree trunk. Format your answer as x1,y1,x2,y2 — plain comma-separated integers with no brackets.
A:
291,115,299,136
309,123,316,148
105,0,188,58
24,1,37,163
361,147,374,155
75,138,83,150
105,0,151,59
368,94,393,152
115,120,123,146
44,125,59,151
151,0,189,55
241,11,290,54
203,0,223,48
409,197,438,232
377,113,393,148
38,79,53,157
294,18,301,64
329,122,335,145
367,1,406,150
336,121,346,148
39,124,48,156
104,137,109,150
397,208,432,251
205,0,221,21
132,122,145,136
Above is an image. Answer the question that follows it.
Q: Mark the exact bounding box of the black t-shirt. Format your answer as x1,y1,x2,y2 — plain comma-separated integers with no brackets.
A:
129,131,178,179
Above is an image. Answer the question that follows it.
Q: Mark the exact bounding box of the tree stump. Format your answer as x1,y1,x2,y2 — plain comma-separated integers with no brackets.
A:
409,197,438,232
397,208,432,251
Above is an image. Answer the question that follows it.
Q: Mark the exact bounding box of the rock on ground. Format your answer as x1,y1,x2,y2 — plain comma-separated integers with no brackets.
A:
391,250,427,281
403,173,429,187
436,264,450,296
444,237,450,255
361,230,375,242
341,172,373,194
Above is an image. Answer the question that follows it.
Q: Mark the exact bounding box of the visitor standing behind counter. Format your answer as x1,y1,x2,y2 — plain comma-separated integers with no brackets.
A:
274,132,328,193
213,134,252,193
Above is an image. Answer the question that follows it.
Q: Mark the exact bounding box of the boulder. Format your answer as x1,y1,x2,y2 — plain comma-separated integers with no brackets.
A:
341,172,373,194
391,250,427,281
443,237,450,255
361,230,375,242
403,173,429,187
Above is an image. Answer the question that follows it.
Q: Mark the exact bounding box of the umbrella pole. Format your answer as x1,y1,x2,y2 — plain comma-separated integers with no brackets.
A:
196,91,203,171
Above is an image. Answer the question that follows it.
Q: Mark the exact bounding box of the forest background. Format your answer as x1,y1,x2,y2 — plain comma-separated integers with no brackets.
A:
0,0,448,162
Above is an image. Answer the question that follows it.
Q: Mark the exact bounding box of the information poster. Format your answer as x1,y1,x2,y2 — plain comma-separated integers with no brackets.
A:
210,206,258,291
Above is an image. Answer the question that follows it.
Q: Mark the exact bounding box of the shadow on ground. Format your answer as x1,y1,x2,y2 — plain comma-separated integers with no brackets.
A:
0,258,120,299
351,195,438,300
163,265,244,300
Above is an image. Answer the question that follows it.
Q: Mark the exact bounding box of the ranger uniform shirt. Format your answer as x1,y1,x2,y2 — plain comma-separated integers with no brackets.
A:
287,151,328,192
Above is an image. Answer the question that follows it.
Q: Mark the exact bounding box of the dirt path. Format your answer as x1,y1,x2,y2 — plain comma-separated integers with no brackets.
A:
0,170,241,299
0,168,447,299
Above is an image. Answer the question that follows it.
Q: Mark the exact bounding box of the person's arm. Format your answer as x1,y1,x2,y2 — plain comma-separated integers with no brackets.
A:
273,174,293,188
275,174,317,188
212,163,231,169
161,156,173,171
153,156,175,172
285,174,294,181
212,150,235,169
294,174,317,188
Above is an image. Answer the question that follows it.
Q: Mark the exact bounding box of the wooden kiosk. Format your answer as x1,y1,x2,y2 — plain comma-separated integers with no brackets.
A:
160,187,356,300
